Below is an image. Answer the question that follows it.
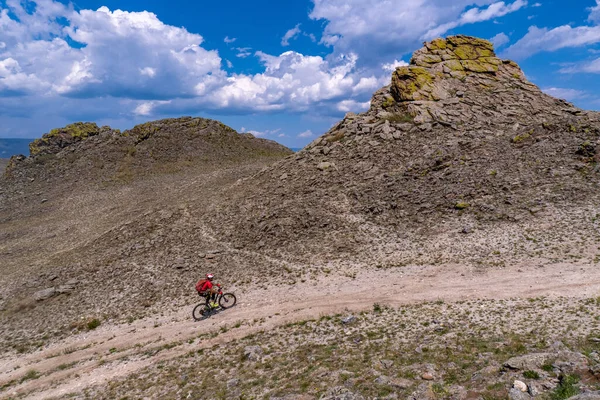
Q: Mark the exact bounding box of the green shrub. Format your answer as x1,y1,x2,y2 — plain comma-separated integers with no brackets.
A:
523,370,540,379
551,374,580,400
87,318,101,330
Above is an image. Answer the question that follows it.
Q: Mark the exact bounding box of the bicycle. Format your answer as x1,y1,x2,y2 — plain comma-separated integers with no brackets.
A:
192,284,237,321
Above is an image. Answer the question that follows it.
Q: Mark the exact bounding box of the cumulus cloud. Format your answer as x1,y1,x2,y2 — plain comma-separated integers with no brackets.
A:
224,36,236,44
542,87,586,101
382,59,409,72
503,25,600,59
310,0,527,67
490,32,510,48
205,51,372,113
281,24,302,46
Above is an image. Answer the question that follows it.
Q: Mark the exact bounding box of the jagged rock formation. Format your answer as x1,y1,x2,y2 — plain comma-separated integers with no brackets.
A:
208,35,600,262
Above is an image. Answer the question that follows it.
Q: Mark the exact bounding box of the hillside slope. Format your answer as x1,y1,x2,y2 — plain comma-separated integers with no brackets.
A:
207,35,600,266
0,117,292,353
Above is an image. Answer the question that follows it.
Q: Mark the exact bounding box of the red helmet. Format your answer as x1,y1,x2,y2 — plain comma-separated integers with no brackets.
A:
206,273,214,280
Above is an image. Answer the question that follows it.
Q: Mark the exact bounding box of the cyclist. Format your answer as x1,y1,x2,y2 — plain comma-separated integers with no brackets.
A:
196,273,220,308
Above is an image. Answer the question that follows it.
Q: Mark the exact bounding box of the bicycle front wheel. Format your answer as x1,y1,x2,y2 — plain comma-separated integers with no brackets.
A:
219,293,237,309
192,303,211,321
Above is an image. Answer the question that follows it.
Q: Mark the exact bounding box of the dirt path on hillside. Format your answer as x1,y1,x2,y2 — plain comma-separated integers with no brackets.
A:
1,260,599,399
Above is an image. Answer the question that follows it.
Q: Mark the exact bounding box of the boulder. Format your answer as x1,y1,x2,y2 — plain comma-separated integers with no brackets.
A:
33,287,57,301
504,353,553,370
509,388,531,400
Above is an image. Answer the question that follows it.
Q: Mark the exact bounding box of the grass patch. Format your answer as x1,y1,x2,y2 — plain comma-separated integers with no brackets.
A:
550,374,580,400
20,369,40,383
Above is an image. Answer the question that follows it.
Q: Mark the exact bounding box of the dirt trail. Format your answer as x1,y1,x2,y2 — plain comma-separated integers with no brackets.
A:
1,260,599,399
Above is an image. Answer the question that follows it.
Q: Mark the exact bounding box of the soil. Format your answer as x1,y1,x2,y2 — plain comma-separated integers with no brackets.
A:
1,260,599,399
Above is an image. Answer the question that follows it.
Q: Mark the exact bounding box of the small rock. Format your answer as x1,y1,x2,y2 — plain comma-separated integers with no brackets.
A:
421,372,434,381
380,359,394,369
317,162,334,171
461,226,472,234
513,380,528,392
49,275,58,281
341,315,357,325
227,378,240,388
41,198,48,203
33,287,57,301
57,284,75,294
280,173,288,180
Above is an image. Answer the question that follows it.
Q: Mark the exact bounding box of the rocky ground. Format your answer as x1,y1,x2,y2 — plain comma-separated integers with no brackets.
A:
2,287,600,400
90,297,600,400
0,159,8,173
1,36,600,400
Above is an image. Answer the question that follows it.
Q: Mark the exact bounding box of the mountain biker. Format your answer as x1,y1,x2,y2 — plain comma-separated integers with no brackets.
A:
196,273,220,308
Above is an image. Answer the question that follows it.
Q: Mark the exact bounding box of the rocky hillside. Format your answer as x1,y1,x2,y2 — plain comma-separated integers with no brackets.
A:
3,117,290,191
0,117,292,353
208,35,600,265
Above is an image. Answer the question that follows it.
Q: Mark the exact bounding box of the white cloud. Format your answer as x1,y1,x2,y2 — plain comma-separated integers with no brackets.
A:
504,25,600,59
134,100,171,116
235,47,252,58
590,1,600,24
531,2,542,6
206,51,368,112
238,127,281,137
542,87,586,101
298,129,314,138
490,32,510,48
224,36,237,44
336,99,370,112
425,0,527,39
382,59,409,72
282,24,302,46
310,0,527,67
559,58,600,74
140,67,156,77
226,59,233,68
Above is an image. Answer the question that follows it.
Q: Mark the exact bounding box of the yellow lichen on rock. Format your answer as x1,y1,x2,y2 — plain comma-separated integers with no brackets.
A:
426,38,447,51
388,35,527,107
391,66,435,101
461,59,499,73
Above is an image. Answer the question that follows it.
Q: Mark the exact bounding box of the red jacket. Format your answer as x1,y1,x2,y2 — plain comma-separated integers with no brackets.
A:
200,280,213,292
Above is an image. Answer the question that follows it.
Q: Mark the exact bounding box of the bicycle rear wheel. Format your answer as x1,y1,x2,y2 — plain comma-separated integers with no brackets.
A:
219,293,237,309
192,303,211,321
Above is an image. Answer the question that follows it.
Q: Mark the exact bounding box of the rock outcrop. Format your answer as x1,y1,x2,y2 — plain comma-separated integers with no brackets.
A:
208,35,600,263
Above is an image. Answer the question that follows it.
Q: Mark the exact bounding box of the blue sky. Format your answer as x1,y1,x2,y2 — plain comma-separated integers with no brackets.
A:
1,0,600,147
